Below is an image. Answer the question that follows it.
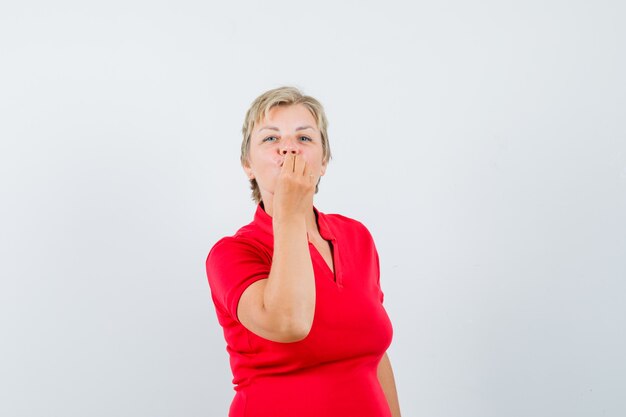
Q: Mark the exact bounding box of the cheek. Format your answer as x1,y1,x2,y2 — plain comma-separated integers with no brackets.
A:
256,165,281,183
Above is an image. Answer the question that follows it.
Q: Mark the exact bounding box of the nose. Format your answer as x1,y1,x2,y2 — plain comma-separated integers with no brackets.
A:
279,138,301,155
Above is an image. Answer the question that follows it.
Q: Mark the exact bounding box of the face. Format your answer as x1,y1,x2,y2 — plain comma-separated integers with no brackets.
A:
243,104,328,203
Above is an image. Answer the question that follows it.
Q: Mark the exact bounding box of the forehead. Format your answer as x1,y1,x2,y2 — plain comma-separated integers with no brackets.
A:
255,104,318,132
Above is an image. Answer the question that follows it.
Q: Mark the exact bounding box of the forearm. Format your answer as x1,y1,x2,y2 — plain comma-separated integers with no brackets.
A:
263,214,316,335
378,352,401,417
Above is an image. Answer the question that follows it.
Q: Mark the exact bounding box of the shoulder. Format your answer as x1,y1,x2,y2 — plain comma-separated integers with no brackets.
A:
206,216,271,262
207,235,268,264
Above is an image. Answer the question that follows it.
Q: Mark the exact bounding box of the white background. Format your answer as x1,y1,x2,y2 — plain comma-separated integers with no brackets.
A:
1,1,625,416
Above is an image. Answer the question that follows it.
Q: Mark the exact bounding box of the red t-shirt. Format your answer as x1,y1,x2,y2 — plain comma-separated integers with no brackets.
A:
205,202,394,417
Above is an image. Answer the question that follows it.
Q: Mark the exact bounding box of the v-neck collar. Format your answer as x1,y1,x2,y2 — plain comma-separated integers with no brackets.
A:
252,201,343,288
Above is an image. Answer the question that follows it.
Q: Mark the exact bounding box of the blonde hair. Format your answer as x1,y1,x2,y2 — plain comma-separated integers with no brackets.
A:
240,86,332,204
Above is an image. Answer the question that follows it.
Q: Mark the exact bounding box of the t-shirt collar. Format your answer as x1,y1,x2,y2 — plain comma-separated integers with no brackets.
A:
254,201,335,240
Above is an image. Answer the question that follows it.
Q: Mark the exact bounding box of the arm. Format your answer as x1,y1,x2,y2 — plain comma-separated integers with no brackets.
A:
378,351,402,417
237,153,317,342
263,212,315,338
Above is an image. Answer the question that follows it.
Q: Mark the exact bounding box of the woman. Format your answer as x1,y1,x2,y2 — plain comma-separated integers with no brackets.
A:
205,86,401,417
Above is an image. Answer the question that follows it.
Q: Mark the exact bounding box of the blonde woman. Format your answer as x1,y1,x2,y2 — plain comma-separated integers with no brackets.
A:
206,86,401,417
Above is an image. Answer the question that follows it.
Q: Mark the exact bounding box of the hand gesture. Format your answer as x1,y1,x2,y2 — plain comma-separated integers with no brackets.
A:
272,152,316,220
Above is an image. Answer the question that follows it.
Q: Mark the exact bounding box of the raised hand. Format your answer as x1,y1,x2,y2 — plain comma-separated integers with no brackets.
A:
272,152,316,221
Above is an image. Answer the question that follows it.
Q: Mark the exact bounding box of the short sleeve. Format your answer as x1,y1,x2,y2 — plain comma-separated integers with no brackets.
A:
355,220,385,305
375,248,385,305
205,237,271,322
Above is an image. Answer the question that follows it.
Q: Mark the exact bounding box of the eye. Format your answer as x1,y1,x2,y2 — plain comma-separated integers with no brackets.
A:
262,136,312,143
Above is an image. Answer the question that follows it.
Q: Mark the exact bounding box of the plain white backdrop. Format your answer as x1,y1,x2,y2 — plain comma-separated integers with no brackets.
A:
1,1,625,416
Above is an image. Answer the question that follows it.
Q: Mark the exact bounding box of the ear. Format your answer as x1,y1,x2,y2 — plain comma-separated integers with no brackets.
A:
242,161,255,180
320,159,328,177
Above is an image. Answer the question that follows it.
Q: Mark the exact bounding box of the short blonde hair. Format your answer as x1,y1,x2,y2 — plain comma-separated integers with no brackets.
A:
241,86,332,204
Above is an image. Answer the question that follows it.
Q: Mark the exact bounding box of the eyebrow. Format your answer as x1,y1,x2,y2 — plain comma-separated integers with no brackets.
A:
257,125,317,133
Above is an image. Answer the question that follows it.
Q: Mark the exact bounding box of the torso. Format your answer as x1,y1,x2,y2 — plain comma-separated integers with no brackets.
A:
207,204,395,416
